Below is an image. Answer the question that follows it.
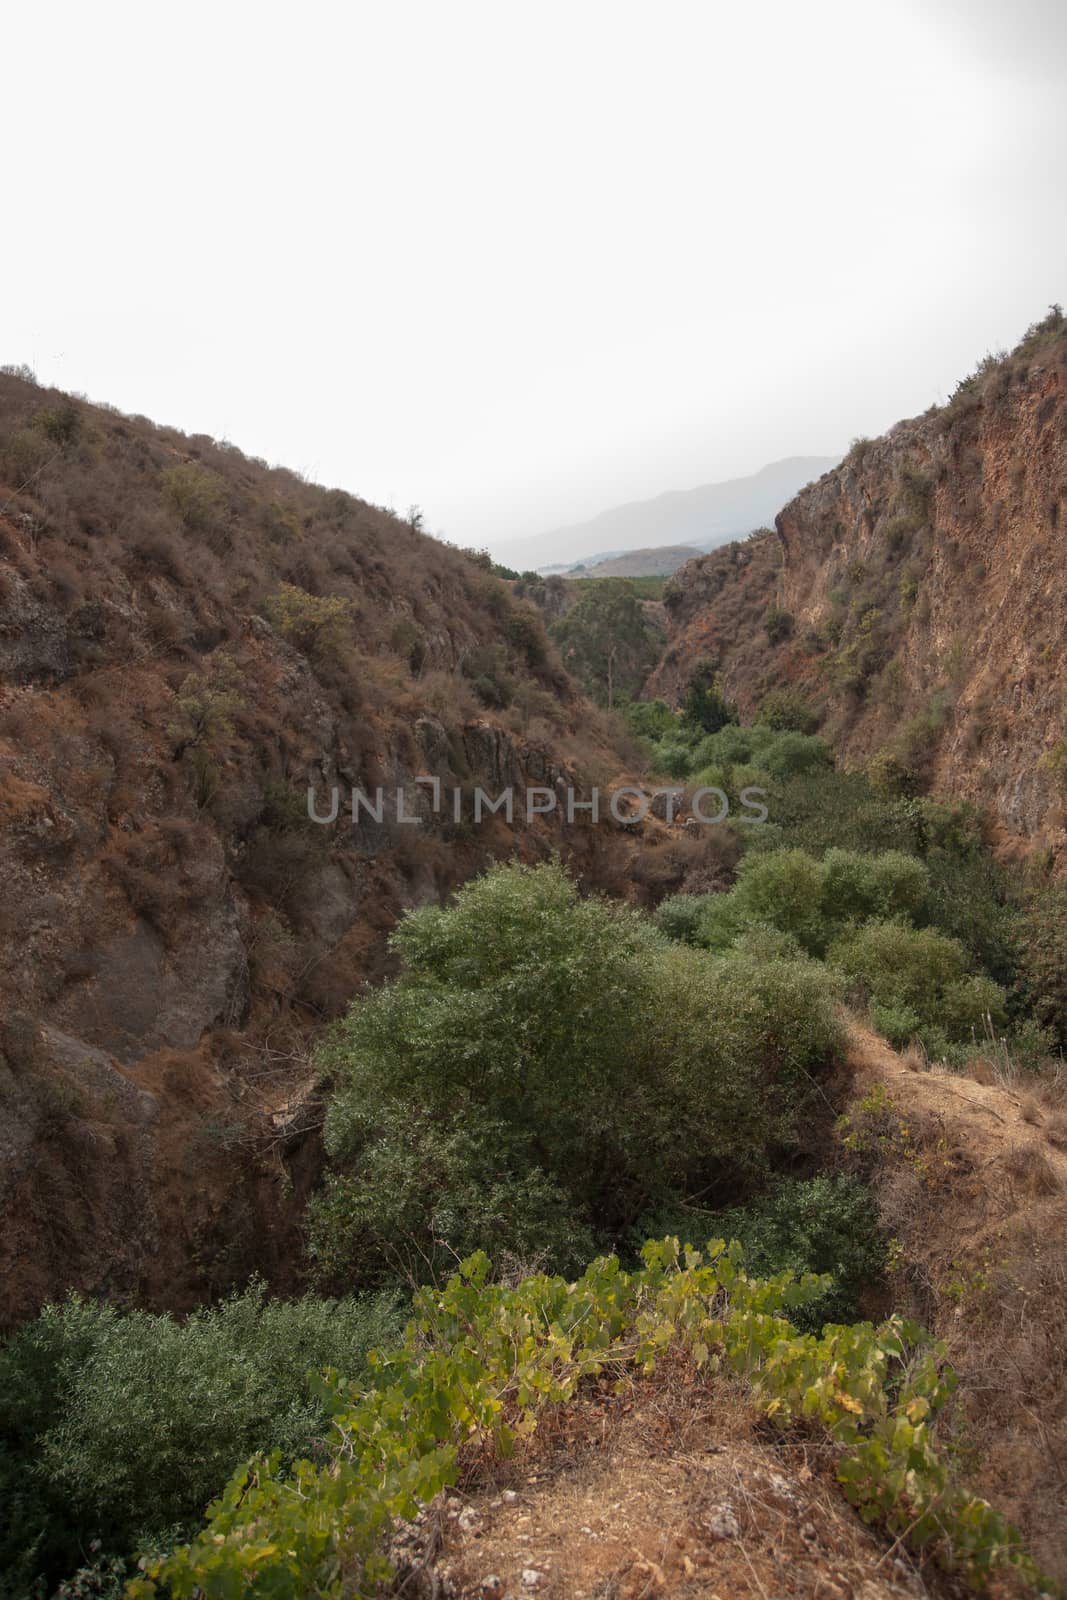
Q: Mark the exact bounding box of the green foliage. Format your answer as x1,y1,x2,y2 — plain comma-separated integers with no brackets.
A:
675,847,931,961
1015,883,1067,1051
310,862,842,1284
262,583,354,660
549,578,659,705
0,1287,403,1596
33,399,82,449
757,686,820,733
710,1176,884,1328
682,660,737,733
133,1241,1045,1600
161,463,226,535
763,605,794,645
619,697,679,741
828,920,1007,1048
503,604,549,668
168,652,246,757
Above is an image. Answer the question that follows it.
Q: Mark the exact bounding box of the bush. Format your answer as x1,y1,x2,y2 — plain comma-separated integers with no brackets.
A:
828,920,1006,1045
710,1176,884,1328
160,463,225,536
311,862,842,1283
0,1286,403,1595
758,687,820,733
262,583,354,661
653,893,708,944
763,606,794,645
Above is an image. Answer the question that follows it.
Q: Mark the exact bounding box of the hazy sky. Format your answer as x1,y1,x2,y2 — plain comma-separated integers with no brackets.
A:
4,0,1064,557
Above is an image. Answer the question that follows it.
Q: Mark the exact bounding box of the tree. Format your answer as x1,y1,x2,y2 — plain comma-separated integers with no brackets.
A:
549,579,659,707
682,659,737,733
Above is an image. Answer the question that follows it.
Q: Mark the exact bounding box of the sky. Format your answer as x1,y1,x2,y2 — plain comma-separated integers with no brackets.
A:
3,0,1064,559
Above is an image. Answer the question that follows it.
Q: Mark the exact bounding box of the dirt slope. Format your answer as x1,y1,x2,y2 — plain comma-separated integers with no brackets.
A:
405,1364,953,1600
840,1021,1067,1587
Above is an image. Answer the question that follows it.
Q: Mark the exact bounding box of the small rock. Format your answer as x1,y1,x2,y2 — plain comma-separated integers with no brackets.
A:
801,1521,818,1543
458,1506,482,1536
521,1570,545,1588
479,1578,504,1597
702,1503,740,1541
501,1489,519,1503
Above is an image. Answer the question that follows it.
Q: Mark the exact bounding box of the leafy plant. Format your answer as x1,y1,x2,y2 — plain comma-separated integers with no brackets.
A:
132,1241,1046,1599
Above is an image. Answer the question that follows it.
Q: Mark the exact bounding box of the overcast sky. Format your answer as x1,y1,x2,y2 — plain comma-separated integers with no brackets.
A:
3,0,1064,557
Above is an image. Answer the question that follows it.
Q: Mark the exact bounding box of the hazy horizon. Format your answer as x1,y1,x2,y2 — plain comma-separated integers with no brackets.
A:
4,0,1064,558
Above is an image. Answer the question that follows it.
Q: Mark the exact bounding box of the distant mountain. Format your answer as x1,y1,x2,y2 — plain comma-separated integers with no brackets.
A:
571,543,702,578
493,456,840,572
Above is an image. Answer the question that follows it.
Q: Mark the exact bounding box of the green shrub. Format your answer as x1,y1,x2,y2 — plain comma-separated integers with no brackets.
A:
620,698,679,741
709,1176,883,1328
764,606,794,644
311,862,842,1283
758,687,820,733
262,583,354,660
653,893,708,944
828,920,1006,1046
0,1287,403,1595
161,463,226,535
1015,884,1067,1051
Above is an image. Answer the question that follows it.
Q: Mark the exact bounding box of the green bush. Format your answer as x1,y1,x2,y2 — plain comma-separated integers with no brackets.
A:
710,1176,884,1328
764,606,795,644
828,920,1007,1046
653,893,708,944
758,687,820,733
0,1286,403,1596
311,862,842,1283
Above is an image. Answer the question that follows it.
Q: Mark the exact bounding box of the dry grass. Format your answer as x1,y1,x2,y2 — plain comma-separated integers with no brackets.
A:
841,1021,1067,1588
421,1357,950,1600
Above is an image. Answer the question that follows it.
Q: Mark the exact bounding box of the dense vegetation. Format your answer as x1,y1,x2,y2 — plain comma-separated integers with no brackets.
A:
309,860,843,1284
0,1288,403,1595
547,576,663,706
632,698,1066,1066
133,1241,1045,1598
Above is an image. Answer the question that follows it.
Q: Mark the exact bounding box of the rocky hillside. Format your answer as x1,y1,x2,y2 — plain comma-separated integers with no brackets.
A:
0,373,711,1325
647,310,1067,855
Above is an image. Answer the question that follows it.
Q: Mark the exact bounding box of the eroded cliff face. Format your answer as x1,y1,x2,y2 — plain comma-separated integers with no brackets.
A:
648,315,1067,854
0,375,722,1323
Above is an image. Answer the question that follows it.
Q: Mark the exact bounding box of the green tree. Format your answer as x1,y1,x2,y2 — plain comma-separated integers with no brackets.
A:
549,579,659,707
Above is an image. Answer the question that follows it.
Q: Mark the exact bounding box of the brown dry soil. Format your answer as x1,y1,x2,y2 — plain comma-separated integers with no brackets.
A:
399,1365,980,1600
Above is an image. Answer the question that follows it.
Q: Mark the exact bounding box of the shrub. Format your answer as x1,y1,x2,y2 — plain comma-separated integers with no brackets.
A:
161,463,226,535
620,698,678,741
757,687,820,733
682,660,736,733
311,862,842,1283
763,606,794,645
653,893,708,944
0,1287,403,1594
1015,885,1067,1051
709,1175,884,1327
262,583,354,661
828,920,1006,1045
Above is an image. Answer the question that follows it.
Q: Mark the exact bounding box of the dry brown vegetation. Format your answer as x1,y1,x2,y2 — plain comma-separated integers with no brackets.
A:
0,369,735,1323
395,1356,971,1600
838,1022,1067,1588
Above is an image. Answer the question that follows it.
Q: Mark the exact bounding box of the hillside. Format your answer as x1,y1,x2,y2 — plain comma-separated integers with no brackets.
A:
490,456,840,573
0,373,712,1324
646,311,1067,855
574,543,700,578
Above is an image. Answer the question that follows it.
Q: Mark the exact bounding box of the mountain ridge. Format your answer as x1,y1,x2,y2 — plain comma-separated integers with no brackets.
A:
493,455,840,572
